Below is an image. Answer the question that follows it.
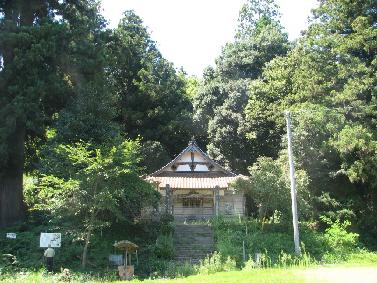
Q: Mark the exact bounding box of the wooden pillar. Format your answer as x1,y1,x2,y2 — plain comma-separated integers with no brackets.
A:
214,186,220,216
165,184,173,215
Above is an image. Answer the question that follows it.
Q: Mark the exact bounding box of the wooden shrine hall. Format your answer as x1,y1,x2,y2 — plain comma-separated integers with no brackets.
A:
146,140,245,220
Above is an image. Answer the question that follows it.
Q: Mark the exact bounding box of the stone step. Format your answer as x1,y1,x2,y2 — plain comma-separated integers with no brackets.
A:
174,253,213,258
174,226,212,230
175,252,213,258
174,224,214,264
175,245,214,250
174,235,213,238
175,241,213,244
175,247,213,251
175,246,213,250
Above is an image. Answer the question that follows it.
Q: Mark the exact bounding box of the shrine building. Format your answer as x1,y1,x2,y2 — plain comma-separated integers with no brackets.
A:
146,140,245,220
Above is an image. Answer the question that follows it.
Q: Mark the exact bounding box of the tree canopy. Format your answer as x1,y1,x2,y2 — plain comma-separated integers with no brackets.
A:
1,0,377,249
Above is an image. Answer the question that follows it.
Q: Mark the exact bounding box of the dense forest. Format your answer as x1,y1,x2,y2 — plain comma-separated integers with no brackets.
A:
0,0,377,273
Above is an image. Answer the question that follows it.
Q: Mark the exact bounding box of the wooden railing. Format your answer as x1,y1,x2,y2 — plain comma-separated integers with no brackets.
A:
173,207,214,217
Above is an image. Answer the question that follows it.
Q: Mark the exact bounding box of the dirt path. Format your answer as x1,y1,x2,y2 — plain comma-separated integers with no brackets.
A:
301,266,377,283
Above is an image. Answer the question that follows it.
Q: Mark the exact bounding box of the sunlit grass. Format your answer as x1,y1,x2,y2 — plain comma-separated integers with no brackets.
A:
3,265,377,283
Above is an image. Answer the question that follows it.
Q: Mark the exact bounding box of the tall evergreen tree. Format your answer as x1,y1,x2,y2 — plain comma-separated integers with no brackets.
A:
0,0,106,227
193,0,290,173
107,11,193,158
244,0,377,242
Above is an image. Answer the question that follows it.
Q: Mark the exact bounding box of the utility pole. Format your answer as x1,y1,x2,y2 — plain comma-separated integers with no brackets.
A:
284,111,301,255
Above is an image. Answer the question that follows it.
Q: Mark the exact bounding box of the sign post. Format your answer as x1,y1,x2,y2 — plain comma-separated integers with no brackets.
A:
40,233,61,248
6,233,17,239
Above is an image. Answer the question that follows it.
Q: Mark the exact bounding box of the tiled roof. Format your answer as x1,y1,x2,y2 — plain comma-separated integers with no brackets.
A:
156,172,230,177
146,175,246,189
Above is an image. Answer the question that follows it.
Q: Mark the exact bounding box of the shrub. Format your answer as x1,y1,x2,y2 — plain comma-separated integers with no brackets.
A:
165,261,196,278
323,218,359,251
197,252,223,274
242,257,255,271
160,221,175,236
278,251,293,268
321,217,359,261
153,234,174,260
223,256,237,271
197,252,238,275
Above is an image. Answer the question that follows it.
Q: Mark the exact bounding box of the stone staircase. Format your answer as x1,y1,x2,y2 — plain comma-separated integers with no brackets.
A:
173,224,215,264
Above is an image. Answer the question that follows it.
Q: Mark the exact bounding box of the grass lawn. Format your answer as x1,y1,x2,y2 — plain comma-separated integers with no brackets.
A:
136,268,304,283
135,266,377,283
2,266,377,283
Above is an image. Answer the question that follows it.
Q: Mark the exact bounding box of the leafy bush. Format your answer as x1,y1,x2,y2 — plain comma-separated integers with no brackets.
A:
242,257,255,271
321,216,359,261
153,234,174,260
160,214,175,236
322,217,359,252
223,256,237,271
213,218,296,264
232,156,311,220
212,217,367,267
165,261,196,278
197,252,237,274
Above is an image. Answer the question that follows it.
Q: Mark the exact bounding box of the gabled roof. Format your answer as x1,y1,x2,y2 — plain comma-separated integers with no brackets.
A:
146,140,245,190
149,140,235,177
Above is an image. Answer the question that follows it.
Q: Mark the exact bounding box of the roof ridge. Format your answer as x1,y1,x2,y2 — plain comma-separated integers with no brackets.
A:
148,141,235,177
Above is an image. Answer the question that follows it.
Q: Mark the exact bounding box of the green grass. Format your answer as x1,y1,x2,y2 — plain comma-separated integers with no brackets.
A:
3,265,377,283
0,268,304,283
135,269,305,283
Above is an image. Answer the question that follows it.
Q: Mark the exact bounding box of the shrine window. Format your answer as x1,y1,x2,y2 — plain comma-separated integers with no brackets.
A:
183,198,202,207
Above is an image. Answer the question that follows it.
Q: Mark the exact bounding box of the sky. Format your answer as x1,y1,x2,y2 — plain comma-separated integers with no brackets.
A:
100,0,318,77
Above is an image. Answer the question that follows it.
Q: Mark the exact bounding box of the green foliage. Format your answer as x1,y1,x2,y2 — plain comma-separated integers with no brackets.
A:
107,11,194,157
223,256,238,272
242,257,255,271
0,222,81,271
26,139,159,267
237,0,281,39
212,218,364,267
0,0,113,226
193,5,290,173
321,217,359,261
139,141,171,174
2,0,377,280
36,140,159,222
330,125,377,186
197,252,237,275
344,250,377,265
153,234,174,260
233,155,311,219
0,215,176,279
164,261,196,278
242,0,377,244
180,73,200,100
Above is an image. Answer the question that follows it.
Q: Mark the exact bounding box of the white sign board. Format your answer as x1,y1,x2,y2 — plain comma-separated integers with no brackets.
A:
40,233,61,248
6,233,16,239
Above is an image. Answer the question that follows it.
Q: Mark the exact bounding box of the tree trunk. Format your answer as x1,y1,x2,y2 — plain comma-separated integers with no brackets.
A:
82,211,96,268
82,227,92,269
0,123,26,228
0,0,40,228
0,173,25,228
